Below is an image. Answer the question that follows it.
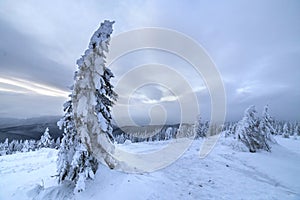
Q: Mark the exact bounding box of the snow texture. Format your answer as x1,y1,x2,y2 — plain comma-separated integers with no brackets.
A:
1,135,300,200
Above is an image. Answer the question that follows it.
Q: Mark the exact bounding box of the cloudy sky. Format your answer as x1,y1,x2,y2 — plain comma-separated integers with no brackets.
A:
0,0,299,123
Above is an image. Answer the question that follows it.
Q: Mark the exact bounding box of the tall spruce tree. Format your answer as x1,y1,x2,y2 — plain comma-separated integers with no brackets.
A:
57,20,118,192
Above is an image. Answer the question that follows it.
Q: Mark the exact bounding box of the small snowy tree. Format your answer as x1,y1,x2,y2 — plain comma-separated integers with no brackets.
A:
177,124,195,138
39,127,52,148
275,122,283,135
236,105,270,152
57,100,77,182
296,123,300,136
225,122,237,138
165,127,173,140
8,140,18,154
28,139,36,151
0,143,3,156
282,122,290,138
195,116,206,138
115,134,125,144
0,138,9,155
207,123,221,137
259,105,276,144
293,123,299,139
22,140,30,152
15,140,23,152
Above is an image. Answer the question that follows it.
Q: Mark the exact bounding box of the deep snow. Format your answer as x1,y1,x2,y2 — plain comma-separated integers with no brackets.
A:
0,136,299,200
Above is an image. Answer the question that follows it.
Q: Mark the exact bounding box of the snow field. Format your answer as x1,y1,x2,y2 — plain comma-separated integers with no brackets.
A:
0,136,299,200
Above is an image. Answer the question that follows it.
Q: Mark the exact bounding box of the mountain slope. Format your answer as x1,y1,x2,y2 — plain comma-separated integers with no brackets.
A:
0,116,63,142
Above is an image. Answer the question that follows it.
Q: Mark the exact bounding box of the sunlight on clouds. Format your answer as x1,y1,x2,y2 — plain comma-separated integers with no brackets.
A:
235,81,290,101
0,87,27,94
0,76,69,97
160,95,178,102
133,94,178,104
129,85,179,105
236,86,252,95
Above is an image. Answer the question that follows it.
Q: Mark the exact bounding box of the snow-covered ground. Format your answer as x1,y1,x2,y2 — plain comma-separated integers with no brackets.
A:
0,136,299,200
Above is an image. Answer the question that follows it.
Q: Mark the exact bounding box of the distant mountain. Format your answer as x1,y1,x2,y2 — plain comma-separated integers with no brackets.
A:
0,116,63,142
0,118,25,129
0,116,182,143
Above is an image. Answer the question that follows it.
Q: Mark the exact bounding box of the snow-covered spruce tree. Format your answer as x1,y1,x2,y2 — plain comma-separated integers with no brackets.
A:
296,123,300,136
116,134,126,144
1,138,9,155
236,105,270,152
225,122,237,138
282,122,290,138
22,140,30,152
17,140,23,152
8,140,19,154
259,105,276,144
57,100,77,182
28,139,36,151
165,127,173,140
0,143,3,156
72,20,118,169
293,124,299,139
195,116,206,138
39,127,52,148
275,121,283,135
57,20,118,192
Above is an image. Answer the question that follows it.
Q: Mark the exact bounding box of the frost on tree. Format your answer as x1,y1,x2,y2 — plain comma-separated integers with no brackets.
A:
57,99,98,193
195,116,207,138
0,138,9,155
259,105,276,144
57,20,118,192
22,140,30,152
38,127,52,148
293,124,299,139
236,105,270,152
282,122,290,138
72,20,118,169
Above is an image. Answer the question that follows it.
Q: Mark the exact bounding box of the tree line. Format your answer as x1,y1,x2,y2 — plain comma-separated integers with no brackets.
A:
0,127,60,156
196,105,299,152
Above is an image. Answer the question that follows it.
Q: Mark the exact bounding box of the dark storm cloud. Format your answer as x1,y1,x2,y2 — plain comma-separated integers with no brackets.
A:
0,18,73,90
0,18,72,118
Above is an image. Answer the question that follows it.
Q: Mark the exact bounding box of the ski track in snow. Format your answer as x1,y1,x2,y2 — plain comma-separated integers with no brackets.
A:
0,136,300,200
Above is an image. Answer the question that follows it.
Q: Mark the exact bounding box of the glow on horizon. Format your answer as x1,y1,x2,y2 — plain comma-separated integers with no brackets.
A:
0,76,69,98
